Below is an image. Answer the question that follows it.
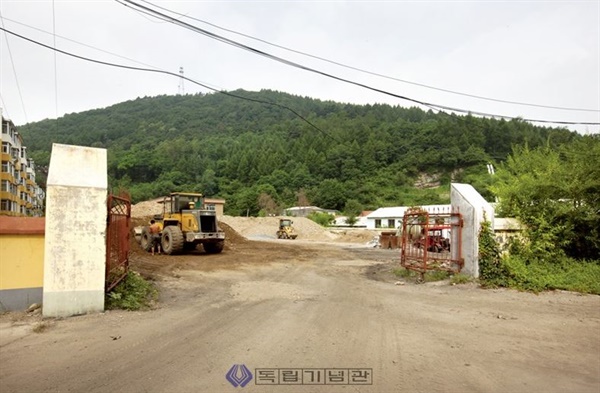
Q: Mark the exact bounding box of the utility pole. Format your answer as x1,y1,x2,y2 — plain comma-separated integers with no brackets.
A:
178,66,185,95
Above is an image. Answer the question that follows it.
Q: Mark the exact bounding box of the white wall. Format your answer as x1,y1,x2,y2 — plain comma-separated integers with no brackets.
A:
450,183,494,277
43,144,107,317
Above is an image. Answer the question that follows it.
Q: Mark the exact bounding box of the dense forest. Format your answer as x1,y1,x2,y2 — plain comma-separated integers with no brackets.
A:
19,89,579,216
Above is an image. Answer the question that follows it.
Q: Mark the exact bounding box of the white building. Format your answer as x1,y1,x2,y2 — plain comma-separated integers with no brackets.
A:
365,204,452,230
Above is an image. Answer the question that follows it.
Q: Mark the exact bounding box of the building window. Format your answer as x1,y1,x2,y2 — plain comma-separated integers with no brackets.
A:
388,219,395,228
375,219,381,228
1,199,11,211
1,142,9,154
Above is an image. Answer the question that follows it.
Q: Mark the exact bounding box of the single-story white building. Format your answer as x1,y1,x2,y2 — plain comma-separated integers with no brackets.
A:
331,216,368,227
365,205,452,230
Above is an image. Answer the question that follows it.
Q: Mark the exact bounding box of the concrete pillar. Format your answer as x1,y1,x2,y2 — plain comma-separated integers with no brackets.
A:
43,144,107,317
451,183,494,278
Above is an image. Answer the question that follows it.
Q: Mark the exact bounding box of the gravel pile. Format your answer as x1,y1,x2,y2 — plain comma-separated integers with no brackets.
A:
131,198,164,219
220,216,338,241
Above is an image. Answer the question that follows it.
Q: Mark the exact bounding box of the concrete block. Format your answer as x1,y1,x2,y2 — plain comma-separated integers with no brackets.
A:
43,144,107,317
451,183,494,277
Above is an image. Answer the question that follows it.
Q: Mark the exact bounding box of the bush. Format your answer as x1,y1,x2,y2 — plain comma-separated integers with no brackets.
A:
501,256,600,294
478,217,600,294
106,271,158,311
478,219,508,287
307,211,335,227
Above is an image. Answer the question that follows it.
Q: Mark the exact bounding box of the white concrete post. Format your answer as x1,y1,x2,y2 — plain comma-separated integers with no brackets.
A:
43,144,107,317
450,183,494,278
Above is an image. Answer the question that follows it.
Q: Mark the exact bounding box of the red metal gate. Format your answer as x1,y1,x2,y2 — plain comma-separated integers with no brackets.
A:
400,207,463,276
106,194,131,292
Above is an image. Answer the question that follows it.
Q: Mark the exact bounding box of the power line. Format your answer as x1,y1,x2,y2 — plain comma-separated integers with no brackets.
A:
0,26,340,142
139,0,599,114
0,11,28,122
0,16,225,91
117,0,600,126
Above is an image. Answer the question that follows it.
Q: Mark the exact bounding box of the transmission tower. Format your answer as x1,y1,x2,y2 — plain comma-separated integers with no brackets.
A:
178,66,185,95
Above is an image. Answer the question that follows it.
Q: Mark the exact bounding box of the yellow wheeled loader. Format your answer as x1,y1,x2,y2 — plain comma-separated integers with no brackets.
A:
140,192,225,254
276,218,298,240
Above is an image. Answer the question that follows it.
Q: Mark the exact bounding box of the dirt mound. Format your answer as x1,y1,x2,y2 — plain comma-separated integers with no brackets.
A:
330,228,378,243
131,198,163,219
220,215,338,241
219,221,248,251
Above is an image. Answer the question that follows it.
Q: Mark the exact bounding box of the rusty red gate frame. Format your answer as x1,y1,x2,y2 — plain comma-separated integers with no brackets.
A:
400,207,463,276
106,194,131,292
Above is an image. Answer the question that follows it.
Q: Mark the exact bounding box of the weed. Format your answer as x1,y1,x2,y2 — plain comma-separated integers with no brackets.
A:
393,268,414,278
450,273,474,285
393,268,450,282
423,270,450,282
501,256,600,295
105,271,158,311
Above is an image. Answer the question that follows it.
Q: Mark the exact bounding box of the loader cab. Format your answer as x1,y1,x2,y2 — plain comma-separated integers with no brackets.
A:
169,192,204,213
280,219,293,229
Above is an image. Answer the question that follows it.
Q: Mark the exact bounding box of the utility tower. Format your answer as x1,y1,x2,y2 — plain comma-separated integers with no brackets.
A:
178,66,185,95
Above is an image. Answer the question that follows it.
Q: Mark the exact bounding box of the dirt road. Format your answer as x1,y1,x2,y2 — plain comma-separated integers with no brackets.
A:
1,236,599,393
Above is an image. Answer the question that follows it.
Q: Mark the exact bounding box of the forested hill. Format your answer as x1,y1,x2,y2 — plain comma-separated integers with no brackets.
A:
19,89,578,215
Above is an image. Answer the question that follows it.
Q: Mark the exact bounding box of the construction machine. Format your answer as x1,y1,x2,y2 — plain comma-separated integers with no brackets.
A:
140,192,225,255
276,218,298,240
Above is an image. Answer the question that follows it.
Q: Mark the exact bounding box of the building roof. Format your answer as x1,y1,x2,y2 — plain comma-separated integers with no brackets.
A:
366,205,452,219
285,206,324,211
204,198,225,204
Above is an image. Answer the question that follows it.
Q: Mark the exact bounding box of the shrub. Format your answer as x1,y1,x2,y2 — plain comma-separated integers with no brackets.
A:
106,271,158,311
307,211,335,227
478,218,509,287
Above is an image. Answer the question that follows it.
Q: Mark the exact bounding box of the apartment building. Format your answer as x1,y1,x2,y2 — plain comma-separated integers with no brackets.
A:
1,113,45,216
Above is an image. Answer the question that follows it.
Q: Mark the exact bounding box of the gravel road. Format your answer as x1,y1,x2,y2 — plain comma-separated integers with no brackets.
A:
1,235,598,393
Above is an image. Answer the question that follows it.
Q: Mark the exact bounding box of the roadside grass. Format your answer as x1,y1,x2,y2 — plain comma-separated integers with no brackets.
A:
496,257,600,295
449,273,474,285
105,271,158,311
393,268,450,282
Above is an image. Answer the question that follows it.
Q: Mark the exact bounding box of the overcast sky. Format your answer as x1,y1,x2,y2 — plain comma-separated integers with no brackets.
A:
1,0,599,134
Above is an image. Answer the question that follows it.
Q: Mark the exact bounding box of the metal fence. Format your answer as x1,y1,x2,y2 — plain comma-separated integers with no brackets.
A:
106,194,131,292
400,206,463,277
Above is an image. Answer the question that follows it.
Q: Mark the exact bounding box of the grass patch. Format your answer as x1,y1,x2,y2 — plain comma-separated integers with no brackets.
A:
106,271,158,311
393,268,450,282
450,273,474,285
392,268,413,278
497,257,600,295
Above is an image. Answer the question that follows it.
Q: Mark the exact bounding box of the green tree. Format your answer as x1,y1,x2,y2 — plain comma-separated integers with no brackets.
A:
491,138,600,260
344,215,358,227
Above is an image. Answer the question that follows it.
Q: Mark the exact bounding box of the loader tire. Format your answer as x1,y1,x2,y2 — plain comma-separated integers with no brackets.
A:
140,227,153,252
204,241,224,254
161,226,184,255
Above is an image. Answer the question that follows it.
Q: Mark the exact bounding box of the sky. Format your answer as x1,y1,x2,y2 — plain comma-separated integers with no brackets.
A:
1,0,599,134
